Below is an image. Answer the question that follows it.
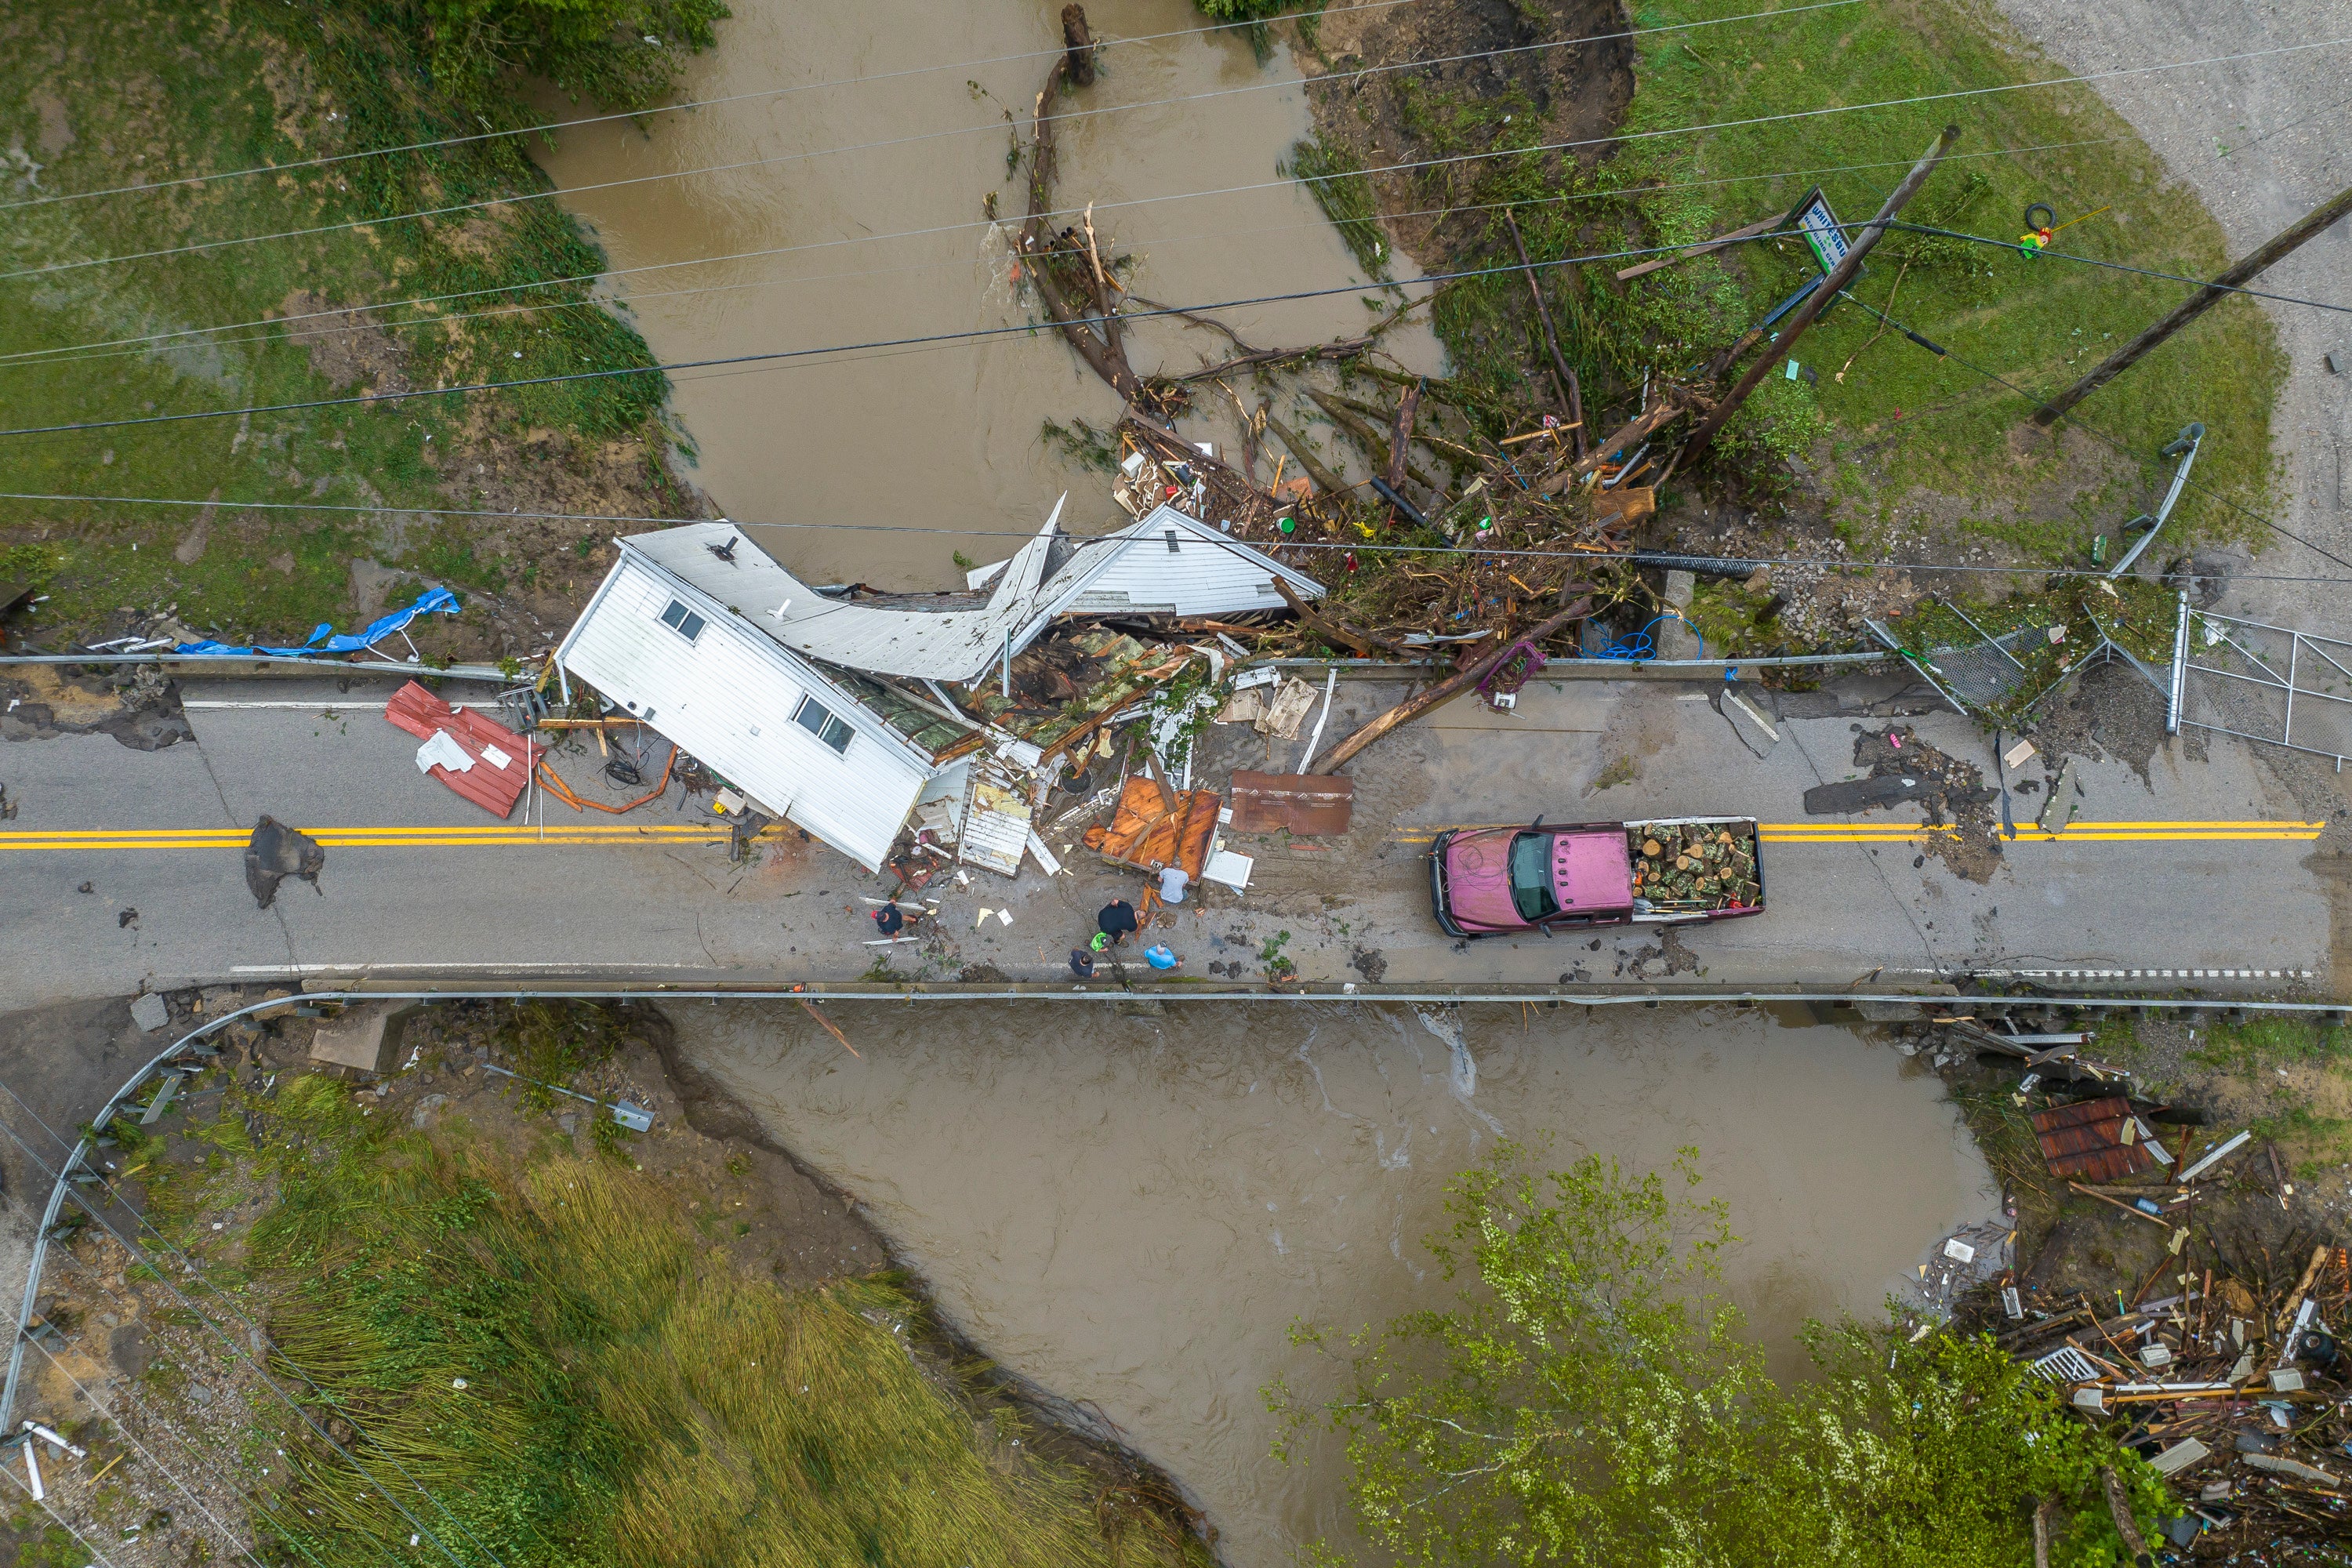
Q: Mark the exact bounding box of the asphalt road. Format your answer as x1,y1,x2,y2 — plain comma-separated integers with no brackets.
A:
0,672,2334,1008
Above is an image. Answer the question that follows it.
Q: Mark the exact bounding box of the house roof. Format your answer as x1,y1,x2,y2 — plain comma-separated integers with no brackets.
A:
966,504,1327,610
622,509,1070,685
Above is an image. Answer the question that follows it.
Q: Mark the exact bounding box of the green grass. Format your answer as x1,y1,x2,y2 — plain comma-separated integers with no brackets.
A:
2187,1015,2347,1074
1287,134,1394,281
1614,0,2282,535
140,1066,1210,1568
1396,0,2280,564
0,0,688,645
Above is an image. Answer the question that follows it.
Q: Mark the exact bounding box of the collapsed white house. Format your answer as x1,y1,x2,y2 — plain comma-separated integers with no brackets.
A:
553,506,1323,870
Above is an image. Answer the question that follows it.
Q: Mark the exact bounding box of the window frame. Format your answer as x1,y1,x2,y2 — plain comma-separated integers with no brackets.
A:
658,598,706,644
793,695,855,757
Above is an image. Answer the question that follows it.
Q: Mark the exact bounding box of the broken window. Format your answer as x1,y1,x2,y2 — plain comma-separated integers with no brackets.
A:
793,695,854,755
659,598,706,644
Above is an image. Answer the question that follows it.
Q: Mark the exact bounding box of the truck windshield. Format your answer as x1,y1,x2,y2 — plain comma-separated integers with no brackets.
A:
1508,833,1559,922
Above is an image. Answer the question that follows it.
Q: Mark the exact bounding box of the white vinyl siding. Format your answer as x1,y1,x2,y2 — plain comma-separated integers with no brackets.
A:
1040,506,1322,619
558,555,928,870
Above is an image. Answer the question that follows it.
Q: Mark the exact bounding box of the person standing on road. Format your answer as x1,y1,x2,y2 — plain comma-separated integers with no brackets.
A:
1144,943,1182,971
873,902,906,937
1097,898,1138,946
1069,949,1098,979
1156,864,1189,906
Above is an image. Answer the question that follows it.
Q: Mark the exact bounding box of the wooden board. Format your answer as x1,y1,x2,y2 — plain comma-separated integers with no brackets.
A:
1082,775,1220,877
1228,771,1354,836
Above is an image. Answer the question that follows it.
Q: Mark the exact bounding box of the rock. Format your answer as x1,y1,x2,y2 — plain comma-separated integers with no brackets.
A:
557,1112,579,1136
129,993,170,1033
308,1003,417,1076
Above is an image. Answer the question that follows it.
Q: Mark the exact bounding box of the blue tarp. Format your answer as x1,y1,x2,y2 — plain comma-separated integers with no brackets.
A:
174,586,460,659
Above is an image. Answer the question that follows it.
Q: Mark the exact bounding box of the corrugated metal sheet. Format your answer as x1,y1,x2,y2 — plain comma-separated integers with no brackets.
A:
629,517,1066,684
2031,1095,2158,1181
557,554,930,871
973,505,1326,619
1228,771,1354,835
383,681,542,818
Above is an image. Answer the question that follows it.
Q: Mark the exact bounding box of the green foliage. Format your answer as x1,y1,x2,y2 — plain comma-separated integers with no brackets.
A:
418,0,729,114
1191,0,1296,20
1040,417,1119,474
2188,1015,2345,1073
141,1060,1212,1568
0,0,694,644
1276,1144,2168,1568
1284,136,1389,280
492,999,626,1108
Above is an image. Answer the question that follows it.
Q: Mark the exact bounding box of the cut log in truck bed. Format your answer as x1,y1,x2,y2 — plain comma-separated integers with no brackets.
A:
1624,816,1765,923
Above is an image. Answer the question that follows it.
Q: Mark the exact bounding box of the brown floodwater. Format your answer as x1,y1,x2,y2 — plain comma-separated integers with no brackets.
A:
675,1001,1998,1567
529,0,1442,588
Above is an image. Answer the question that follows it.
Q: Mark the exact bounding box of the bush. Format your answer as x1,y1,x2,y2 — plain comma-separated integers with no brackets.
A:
418,0,730,112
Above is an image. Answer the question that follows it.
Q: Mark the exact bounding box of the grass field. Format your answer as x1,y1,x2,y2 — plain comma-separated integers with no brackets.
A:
1403,0,2282,574
0,0,691,647
134,1065,1210,1568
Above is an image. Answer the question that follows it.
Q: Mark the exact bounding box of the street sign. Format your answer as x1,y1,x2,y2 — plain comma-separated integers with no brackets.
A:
1787,186,1849,276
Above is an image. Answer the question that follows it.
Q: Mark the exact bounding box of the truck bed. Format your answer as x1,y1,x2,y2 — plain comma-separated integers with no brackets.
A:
1623,816,1765,924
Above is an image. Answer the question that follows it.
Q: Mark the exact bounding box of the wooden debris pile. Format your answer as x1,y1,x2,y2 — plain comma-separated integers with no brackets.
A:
2000,1241,2352,1556
1629,824,1760,913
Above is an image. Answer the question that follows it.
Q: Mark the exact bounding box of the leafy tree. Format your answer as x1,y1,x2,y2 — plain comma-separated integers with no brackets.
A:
1272,1144,2171,1568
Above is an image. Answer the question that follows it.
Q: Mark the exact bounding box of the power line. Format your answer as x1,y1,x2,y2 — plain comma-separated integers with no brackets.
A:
0,231,1818,437
0,132,2140,373
0,0,1855,285
0,0,1855,215
13,1332,281,1568
1882,220,2352,314
0,1463,122,1568
0,0,1430,214
12,30,2343,288
0,1087,504,1568
1832,288,2352,575
5,490,2342,585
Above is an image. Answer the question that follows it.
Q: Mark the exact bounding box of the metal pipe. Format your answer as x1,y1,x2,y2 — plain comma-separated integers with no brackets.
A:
2108,423,2202,578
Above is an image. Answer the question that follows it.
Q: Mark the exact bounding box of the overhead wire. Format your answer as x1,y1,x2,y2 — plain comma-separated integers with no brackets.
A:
1831,287,2352,574
0,0,1455,212
13,1330,285,1568
0,131,2144,374
1880,220,2352,314
0,1080,507,1568
0,0,1869,285
0,229,1828,437
4,490,2343,586
10,29,2347,289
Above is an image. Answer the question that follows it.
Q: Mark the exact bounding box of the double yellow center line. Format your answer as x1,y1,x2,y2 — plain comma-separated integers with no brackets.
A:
1392,820,2323,846
0,819,2324,855
0,824,757,851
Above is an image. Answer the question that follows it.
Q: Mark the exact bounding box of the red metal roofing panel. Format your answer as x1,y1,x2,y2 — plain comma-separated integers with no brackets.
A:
383,681,543,819
2031,1095,2158,1181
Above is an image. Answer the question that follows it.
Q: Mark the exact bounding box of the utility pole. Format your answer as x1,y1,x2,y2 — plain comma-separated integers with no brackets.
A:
2034,180,2352,426
1679,125,1961,466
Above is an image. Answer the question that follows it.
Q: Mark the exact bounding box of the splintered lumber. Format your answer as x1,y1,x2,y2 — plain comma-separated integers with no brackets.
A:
1319,594,1592,771
800,1000,860,1058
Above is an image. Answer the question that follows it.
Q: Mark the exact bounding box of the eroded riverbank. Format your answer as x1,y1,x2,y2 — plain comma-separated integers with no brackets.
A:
673,1000,1998,1566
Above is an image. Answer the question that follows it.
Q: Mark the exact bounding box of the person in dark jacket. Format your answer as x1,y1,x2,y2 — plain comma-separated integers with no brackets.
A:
1097,898,1138,946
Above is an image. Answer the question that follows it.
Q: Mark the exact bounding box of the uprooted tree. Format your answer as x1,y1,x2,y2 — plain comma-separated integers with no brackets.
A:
1269,1144,2174,1568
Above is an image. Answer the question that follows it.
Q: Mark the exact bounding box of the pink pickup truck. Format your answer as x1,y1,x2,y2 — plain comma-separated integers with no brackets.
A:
1428,817,1766,938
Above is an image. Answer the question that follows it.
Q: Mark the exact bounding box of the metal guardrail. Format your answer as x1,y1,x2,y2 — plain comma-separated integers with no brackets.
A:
0,652,514,682
7,979,2341,1425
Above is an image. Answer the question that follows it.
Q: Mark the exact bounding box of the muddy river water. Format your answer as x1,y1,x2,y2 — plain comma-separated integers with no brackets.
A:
677,1003,1996,1566
543,9,1996,1561
531,0,1441,587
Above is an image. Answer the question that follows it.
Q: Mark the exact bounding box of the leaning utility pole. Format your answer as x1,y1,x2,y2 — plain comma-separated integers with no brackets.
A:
2034,180,2352,426
1679,125,1961,466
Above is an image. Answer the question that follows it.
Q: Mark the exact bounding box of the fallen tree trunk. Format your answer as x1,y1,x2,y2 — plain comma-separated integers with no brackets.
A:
1021,52,1142,401
1319,593,1592,771
1261,410,1348,498
1271,578,1414,659
1309,390,1440,493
